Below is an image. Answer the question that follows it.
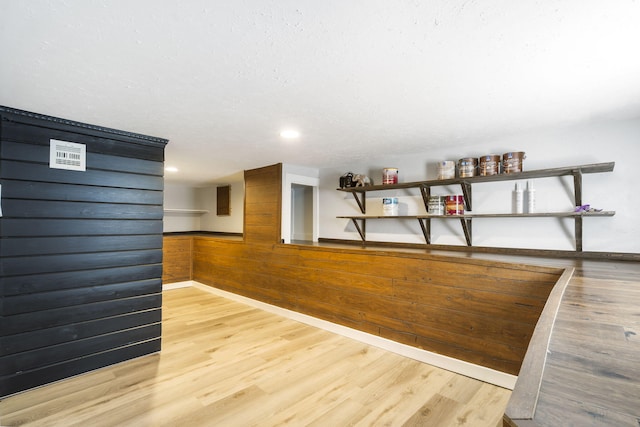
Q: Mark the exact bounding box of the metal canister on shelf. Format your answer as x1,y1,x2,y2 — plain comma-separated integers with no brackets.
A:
458,157,478,178
382,197,399,216
502,152,526,174
479,154,501,176
445,195,464,215
437,161,456,180
382,168,399,184
427,195,446,215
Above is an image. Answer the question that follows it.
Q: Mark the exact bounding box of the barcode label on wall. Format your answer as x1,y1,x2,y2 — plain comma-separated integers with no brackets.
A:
50,139,86,171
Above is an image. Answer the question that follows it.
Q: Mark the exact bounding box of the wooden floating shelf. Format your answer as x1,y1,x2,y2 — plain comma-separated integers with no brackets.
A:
338,211,616,220
336,162,615,193
336,161,616,251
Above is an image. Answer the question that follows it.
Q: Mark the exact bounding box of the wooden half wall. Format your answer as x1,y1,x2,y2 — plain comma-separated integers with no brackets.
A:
163,234,562,376
162,235,192,283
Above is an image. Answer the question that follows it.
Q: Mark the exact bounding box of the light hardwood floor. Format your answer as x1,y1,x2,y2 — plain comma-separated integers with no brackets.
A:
0,287,510,426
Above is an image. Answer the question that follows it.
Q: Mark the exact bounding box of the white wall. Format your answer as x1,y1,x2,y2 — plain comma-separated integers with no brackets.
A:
163,183,201,232
163,172,245,233
320,118,640,253
198,171,245,233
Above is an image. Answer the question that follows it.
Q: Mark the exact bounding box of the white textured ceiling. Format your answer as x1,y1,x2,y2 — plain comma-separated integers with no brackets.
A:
2,1,639,185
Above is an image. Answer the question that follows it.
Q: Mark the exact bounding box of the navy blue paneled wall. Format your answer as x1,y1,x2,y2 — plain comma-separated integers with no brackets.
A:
0,107,168,396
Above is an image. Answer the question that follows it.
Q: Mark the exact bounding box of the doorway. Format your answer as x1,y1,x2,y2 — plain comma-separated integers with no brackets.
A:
291,184,314,242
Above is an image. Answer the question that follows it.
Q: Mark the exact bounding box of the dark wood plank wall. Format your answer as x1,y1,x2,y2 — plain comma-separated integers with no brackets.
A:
0,107,167,397
243,163,282,243
191,237,562,375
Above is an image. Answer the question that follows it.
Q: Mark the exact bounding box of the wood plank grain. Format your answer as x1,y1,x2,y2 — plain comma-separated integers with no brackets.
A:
0,118,166,161
2,179,163,205
2,199,162,219
2,279,160,315
0,309,161,356
162,236,192,283
1,294,162,336
0,140,164,176
1,235,162,257
243,164,282,243
0,218,162,237
0,160,164,190
1,264,162,296
1,249,162,276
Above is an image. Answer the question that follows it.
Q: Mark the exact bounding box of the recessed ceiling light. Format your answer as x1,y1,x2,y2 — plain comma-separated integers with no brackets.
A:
280,129,300,139
165,166,179,172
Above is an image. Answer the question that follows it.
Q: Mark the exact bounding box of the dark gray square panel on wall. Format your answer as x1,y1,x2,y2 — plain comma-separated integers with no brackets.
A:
0,106,168,397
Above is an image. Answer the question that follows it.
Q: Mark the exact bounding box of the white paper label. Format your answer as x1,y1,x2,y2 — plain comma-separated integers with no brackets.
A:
50,139,86,171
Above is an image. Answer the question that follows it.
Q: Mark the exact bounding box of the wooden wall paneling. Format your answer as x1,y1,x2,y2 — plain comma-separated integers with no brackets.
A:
298,262,536,372
3,279,161,315
1,265,163,295
162,236,193,283
2,180,163,205
1,294,163,337
0,324,162,377
243,164,282,243
0,115,165,161
0,218,163,237
0,106,167,397
5,199,162,219
1,160,164,190
392,279,546,325
193,249,296,306
2,250,163,276
1,235,163,257
0,139,164,175
0,309,162,356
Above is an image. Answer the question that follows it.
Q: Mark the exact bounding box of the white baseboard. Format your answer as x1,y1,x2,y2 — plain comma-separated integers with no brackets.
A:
162,281,193,290
163,281,517,390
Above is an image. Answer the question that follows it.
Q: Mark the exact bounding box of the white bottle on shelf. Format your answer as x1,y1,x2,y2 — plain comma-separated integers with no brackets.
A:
526,181,535,213
514,182,524,214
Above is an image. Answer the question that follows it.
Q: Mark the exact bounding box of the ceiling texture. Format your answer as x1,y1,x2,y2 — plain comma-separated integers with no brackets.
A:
2,1,639,185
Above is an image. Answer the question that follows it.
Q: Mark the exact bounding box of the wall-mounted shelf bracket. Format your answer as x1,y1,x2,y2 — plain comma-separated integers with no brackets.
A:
350,192,366,214
572,169,583,207
461,182,472,211
460,218,472,246
419,186,431,212
348,217,366,241
417,217,431,244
